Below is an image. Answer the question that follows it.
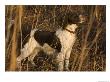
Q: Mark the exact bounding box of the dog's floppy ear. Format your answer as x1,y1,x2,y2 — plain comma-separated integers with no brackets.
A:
62,12,79,29
57,13,68,29
58,12,79,29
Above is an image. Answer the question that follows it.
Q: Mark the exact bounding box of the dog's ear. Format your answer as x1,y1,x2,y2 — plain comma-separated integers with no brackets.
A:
58,12,80,29
62,12,79,29
57,13,68,29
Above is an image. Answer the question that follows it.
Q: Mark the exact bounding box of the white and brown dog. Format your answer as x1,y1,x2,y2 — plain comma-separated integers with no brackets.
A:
17,13,80,71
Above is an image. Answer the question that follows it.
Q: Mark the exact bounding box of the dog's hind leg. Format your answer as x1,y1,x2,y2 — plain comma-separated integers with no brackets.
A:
28,47,41,66
17,37,38,69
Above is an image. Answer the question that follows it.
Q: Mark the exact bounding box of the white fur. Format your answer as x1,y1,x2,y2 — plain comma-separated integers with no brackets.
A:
17,24,78,71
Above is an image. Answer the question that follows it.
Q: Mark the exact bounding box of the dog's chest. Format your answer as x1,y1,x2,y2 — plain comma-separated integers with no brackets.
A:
56,29,76,48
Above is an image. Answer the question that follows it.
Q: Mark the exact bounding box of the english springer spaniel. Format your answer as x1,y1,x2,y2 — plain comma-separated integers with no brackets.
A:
17,13,80,71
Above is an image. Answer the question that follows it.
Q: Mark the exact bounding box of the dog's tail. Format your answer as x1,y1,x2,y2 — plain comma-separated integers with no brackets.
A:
30,28,38,37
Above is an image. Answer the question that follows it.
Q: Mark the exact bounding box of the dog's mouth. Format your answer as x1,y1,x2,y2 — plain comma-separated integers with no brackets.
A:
77,21,88,27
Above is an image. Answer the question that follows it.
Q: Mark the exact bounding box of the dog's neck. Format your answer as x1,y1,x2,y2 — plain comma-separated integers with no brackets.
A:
65,28,75,34
65,24,77,34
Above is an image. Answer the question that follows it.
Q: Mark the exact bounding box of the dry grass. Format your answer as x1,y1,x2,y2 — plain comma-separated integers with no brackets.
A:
5,5,106,71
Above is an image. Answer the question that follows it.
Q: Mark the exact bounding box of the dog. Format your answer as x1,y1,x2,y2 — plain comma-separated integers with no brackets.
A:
17,13,80,71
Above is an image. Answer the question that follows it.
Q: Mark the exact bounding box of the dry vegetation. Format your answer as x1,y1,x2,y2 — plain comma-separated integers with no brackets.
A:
5,5,106,71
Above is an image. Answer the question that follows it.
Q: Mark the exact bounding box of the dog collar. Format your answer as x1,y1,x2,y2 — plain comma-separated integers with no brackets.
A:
65,28,75,34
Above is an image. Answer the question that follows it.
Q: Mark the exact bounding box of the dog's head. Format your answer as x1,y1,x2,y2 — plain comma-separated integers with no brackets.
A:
67,12,80,25
63,12,88,32
67,12,88,24
62,12,79,32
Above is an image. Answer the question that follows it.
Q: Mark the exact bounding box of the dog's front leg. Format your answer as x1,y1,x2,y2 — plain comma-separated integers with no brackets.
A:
56,51,66,71
64,49,72,71
58,61,64,71
64,59,69,71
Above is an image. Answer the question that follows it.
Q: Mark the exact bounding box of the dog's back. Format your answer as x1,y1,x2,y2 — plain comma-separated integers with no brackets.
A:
34,30,55,46
34,30,61,52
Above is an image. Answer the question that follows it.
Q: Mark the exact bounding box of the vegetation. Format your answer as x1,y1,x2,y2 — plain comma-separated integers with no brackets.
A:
5,5,106,71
